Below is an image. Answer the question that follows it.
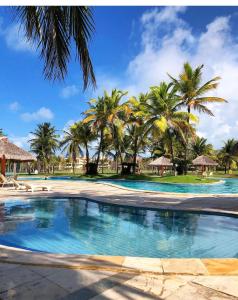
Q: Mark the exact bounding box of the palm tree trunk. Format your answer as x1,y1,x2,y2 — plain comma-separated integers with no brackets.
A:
96,128,103,171
72,160,75,174
168,131,176,175
85,143,89,174
183,105,190,175
132,136,138,174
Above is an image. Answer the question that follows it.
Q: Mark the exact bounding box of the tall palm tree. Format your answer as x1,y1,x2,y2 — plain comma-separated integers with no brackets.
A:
169,62,227,172
127,93,149,173
29,122,59,173
60,121,94,174
0,129,4,137
191,136,213,158
15,7,96,89
145,82,197,172
83,89,128,172
60,125,84,174
169,63,227,117
219,139,237,174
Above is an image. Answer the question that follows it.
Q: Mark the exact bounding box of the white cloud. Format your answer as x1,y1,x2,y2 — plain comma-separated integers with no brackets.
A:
3,23,35,52
60,85,79,99
95,7,238,148
21,107,54,122
9,101,20,112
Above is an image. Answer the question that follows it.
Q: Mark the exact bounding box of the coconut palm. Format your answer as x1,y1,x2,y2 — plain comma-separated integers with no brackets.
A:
169,63,226,117
169,62,227,172
0,129,4,136
127,93,149,173
83,89,128,172
145,82,197,172
191,136,213,158
29,122,59,173
60,125,84,174
219,139,238,174
60,121,94,174
15,7,96,89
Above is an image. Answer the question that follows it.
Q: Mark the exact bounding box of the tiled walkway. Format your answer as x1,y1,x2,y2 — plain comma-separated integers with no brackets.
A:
0,180,238,299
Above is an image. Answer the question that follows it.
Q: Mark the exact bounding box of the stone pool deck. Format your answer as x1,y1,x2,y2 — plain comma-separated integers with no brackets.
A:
0,179,238,299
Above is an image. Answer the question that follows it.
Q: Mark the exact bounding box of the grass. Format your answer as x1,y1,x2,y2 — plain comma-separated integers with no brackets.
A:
20,172,219,184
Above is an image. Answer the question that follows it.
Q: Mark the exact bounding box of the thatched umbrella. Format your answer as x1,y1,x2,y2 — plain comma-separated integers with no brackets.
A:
148,156,173,176
0,136,36,176
192,155,218,172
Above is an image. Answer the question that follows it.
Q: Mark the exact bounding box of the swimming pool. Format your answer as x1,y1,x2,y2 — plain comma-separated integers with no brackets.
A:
0,197,238,258
19,176,238,194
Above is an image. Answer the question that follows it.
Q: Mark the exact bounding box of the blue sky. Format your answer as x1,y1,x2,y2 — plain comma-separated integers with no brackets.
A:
0,6,238,149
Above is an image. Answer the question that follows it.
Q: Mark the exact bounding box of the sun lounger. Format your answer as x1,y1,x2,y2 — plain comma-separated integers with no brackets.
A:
23,182,51,192
12,179,51,192
0,174,14,187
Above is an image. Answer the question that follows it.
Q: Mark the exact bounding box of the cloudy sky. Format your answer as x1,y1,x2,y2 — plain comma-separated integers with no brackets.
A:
0,6,237,149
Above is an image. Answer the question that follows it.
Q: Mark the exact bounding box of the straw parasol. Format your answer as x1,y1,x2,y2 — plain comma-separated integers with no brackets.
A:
149,156,173,176
192,155,218,172
0,136,36,176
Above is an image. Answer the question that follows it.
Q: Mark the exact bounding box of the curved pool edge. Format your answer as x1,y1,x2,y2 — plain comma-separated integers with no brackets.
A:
1,180,238,217
96,180,238,198
1,244,238,276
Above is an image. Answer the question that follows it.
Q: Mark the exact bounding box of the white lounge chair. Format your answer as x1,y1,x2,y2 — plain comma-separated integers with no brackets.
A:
12,179,51,192
0,174,14,187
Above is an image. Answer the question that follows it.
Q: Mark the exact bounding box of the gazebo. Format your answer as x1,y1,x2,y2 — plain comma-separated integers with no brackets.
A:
0,136,36,177
149,156,173,176
192,155,218,172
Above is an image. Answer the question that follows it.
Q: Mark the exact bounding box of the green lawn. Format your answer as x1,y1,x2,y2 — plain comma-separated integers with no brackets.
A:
20,171,221,184
107,174,219,184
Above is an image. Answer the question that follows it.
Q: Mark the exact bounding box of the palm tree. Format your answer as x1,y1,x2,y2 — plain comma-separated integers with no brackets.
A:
219,139,237,174
15,7,96,89
169,62,227,173
60,121,94,174
145,82,197,173
29,122,59,173
60,124,84,174
191,136,213,158
0,129,4,136
127,93,149,173
83,89,128,172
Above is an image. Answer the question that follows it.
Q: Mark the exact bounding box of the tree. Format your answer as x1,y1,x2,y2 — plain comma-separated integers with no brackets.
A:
145,82,197,173
29,122,59,173
127,93,149,174
169,62,227,173
219,139,237,174
191,136,213,158
15,7,96,89
60,124,84,174
83,89,128,173
61,121,95,174
0,129,4,136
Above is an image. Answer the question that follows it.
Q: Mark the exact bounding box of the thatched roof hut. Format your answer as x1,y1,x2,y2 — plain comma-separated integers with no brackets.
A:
0,137,36,161
0,136,36,176
149,156,173,167
192,155,218,167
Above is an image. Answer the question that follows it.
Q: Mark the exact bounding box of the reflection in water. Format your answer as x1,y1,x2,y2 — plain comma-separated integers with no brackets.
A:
0,197,238,258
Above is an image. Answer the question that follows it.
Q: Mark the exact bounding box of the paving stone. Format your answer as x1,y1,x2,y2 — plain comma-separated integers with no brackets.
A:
202,259,238,275
162,259,208,275
0,265,43,294
165,282,237,300
0,277,68,300
192,276,238,298
122,256,163,273
47,268,116,293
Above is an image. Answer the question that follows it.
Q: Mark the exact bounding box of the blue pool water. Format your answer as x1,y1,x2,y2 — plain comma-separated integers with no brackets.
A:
0,197,238,257
19,176,238,194
100,179,236,194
